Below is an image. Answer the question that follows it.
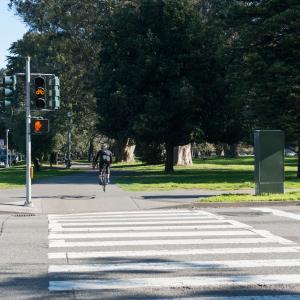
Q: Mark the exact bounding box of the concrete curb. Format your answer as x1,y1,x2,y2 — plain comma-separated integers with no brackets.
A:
194,200,300,208
154,201,300,210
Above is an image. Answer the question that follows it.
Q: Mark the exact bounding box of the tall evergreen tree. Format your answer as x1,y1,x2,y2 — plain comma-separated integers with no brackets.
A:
96,0,207,171
225,0,300,175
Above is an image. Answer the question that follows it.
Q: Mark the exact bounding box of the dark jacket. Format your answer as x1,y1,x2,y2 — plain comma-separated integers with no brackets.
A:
94,149,113,165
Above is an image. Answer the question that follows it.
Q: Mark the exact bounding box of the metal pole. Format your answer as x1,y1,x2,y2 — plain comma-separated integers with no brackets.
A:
25,57,32,206
67,112,72,168
5,129,9,168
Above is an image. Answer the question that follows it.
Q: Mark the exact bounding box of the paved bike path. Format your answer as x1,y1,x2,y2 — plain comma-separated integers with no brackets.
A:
0,166,198,214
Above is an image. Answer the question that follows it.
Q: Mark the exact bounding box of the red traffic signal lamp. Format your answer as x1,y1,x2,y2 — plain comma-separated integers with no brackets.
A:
34,76,46,109
31,118,49,134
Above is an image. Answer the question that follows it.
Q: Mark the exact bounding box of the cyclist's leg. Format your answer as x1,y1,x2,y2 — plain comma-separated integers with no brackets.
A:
106,164,111,183
99,163,104,184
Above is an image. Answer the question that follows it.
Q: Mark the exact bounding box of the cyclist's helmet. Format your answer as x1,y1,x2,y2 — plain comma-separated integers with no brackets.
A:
101,144,108,150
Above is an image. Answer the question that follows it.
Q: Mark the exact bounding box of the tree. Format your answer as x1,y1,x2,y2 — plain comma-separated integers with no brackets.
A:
224,0,300,175
7,0,111,160
97,0,208,171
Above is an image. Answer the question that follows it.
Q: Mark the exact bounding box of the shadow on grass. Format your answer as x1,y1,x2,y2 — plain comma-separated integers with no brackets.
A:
113,163,148,169
113,168,254,186
193,157,254,166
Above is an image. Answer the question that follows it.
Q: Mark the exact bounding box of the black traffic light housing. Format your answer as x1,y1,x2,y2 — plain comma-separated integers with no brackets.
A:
34,76,46,109
0,75,17,109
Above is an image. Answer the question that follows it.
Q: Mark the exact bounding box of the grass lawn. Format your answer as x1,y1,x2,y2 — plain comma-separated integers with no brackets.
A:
113,157,300,192
201,191,300,203
0,163,84,189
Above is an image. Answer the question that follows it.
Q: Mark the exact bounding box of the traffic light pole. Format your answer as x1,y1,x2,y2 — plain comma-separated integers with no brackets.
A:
25,56,32,206
10,64,58,206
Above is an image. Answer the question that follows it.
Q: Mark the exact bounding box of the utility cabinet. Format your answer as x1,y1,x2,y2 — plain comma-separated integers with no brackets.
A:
254,130,284,195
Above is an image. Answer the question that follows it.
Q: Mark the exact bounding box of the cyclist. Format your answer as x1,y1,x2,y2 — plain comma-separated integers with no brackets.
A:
93,144,113,184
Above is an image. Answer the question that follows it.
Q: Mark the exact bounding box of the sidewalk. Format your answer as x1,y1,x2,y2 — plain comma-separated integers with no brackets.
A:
1,163,299,214
0,164,205,214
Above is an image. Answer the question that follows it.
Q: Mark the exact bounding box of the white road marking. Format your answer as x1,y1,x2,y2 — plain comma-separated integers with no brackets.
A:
48,246,300,259
48,219,227,227
48,229,256,240
48,216,220,224
48,224,251,233
250,229,296,245
49,237,280,248
47,210,300,296
48,210,216,217
252,207,300,221
48,212,215,220
49,274,300,291
48,258,300,273
158,296,300,300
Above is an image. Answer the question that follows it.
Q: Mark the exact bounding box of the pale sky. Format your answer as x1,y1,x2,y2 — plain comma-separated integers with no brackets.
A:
0,0,28,69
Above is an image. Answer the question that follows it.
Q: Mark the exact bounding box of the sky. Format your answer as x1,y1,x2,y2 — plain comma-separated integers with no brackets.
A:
0,0,28,69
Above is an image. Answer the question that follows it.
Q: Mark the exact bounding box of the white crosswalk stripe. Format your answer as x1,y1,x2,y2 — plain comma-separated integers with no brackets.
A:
48,209,300,296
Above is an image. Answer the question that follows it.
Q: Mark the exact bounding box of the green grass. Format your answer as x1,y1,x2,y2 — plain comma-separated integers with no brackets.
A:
113,157,300,191
201,191,300,203
0,163,84,189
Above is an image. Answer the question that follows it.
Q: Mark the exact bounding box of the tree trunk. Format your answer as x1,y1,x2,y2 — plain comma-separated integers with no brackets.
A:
214,144,223,156
165,143,174,172
223,143,238,158
49,152,58,167
114,138,135,163
174,144,193,166
88,137,94,162
297,141,300,178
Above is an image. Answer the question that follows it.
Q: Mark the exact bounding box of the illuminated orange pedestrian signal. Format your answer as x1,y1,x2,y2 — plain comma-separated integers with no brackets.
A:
31,118,49,134
34,120,43,132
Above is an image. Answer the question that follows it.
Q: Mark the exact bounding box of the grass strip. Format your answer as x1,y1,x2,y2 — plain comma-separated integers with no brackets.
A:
201,192,300,203
0,163,84,190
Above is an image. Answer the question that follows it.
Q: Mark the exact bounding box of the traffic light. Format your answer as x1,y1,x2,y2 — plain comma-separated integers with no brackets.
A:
0,75,17,109
34,76,46,109
48,76,60,110
31,118,49,134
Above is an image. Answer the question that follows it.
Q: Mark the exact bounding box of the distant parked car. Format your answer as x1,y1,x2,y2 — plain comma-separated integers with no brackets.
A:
0,157,5,168
238,152,248,157
285,149,297,157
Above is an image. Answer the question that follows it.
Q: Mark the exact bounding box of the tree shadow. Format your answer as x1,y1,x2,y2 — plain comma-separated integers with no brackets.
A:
47,256,300,298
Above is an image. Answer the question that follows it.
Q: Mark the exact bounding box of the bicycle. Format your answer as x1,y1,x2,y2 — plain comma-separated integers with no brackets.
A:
99,165,109,192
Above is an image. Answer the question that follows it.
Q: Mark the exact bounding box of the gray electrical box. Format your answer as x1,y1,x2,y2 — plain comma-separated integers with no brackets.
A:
254,130,284,195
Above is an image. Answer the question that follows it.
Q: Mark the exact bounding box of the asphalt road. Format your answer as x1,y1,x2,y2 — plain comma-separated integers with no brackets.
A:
1,205,300,299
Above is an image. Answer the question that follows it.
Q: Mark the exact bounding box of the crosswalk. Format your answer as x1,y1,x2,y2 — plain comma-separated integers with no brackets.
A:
48,209,300,297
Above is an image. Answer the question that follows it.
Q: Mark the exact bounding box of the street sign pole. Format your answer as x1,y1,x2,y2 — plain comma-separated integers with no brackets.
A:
25,56,32,206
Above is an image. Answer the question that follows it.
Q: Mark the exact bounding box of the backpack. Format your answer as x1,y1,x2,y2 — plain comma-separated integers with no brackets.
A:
101,151,111,163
